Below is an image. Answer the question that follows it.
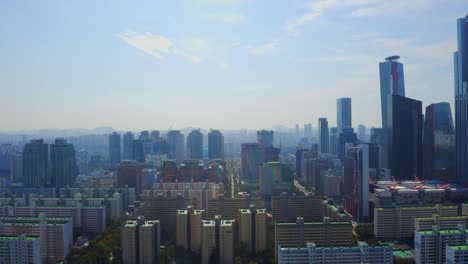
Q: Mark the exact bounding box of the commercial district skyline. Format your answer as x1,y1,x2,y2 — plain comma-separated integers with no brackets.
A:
1,1,466,130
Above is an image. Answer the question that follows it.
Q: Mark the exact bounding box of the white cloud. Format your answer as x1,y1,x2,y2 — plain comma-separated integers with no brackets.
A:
117,32,202,63
346,0,437,17
215,13,246,24
248,0,336,54
200,0,247,5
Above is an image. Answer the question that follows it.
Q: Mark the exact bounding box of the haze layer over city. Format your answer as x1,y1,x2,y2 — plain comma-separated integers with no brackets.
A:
1,1,468,264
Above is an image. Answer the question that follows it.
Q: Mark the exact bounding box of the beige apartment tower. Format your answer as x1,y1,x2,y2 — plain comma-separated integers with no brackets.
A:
201,220,216,264
176,210,189,250
220,220,235,264
191,209,204,254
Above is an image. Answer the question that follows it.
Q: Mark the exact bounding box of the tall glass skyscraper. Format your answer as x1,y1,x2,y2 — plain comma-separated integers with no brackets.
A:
455,16,468,184
50,138,78,188
123,132,134,160
423,103,455,181
208,129,224,160
187,129,203,160
380,56,405,168
318,118,329,154
387,95,422,180
109,132,121,169
380,56,405,126
337,98,352,133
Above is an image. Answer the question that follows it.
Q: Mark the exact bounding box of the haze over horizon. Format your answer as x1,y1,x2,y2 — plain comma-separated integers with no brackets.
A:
1,0,465,131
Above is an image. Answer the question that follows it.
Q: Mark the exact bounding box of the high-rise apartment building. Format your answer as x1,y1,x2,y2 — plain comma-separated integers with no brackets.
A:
109,132,121,169
318,118,329,154
167,130,185,163
454,16,468,184
0,214,73,264
187,129,203,160
219,220,235,264
208,129,224,160
277,241,393,264
415,225,467,264
123,132,134,160
122,217,160,264
191,209,204,254
423,103,455,181
386,95,422,180
0,234,42,264
50,138,77,188
337,98,352,133
201,220,216,264
23,139,49,187
238,207,267,254
176,209,189,250
275,217,353,249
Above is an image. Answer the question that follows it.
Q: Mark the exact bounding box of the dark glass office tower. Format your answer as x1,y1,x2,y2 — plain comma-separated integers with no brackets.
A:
423,103,455,181
109,132,121,169
23,139,49,187
123,132,134,160
208,129,224,160
318,118,329,154
337,128,357,160
387,95,422,180
455,16,468,184
187,129,203,160
337,98,352,133
241,143,261,185
132,139,144,163
51,138,78,188
167,130,184,163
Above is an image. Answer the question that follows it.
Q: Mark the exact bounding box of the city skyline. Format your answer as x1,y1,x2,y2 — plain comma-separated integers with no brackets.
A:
0,1,465,131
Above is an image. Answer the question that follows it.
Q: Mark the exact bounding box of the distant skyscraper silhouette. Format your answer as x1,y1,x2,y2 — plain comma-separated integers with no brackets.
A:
423,103,455,181
257,130,273,148
337,98,352,133
329,127,338,156
208,129,224,160
50,138,78,188
23,139,49,187
167,130,184,163
241,143,261,185
304,123,312,140
318,118,329,154
387,95,422,180
455,16,468,184
187,129,203,160
109,132,121,169
123,132,134,160
358,124,366,142
132,139,144,163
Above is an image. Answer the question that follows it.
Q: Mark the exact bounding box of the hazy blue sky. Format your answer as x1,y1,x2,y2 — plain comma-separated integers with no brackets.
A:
1,0,465,131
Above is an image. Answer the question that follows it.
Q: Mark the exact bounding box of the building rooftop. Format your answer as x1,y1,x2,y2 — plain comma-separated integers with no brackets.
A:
448,245,468,251
393,250,414,259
